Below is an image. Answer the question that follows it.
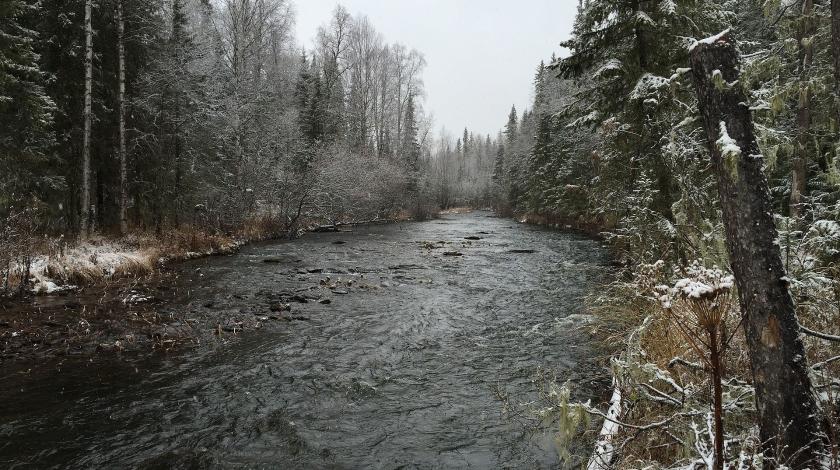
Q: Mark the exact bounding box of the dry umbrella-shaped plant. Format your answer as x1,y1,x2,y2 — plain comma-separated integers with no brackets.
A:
656,263,737,470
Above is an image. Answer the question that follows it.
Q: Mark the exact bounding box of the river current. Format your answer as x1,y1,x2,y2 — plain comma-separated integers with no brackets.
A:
0,211,609,469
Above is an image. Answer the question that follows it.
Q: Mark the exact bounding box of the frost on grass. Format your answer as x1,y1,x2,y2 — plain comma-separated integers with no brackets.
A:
29,240,156,293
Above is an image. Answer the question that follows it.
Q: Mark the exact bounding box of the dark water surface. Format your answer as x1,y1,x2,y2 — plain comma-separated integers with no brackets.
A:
0,212,609,469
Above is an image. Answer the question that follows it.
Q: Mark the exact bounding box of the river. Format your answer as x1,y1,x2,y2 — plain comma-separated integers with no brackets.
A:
0,211,610,469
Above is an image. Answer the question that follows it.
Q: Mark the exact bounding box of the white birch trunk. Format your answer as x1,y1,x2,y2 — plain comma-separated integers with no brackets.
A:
117,0,128,234
80,0,94,236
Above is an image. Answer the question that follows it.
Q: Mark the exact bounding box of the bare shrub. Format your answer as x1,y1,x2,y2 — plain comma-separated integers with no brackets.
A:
0,208,37,296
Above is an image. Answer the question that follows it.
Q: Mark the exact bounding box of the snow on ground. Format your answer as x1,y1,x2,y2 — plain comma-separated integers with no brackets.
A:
28,241,155,294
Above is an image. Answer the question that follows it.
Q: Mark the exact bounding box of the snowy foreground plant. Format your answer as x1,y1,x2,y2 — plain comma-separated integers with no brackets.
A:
657,262,736,470
539,261,774,469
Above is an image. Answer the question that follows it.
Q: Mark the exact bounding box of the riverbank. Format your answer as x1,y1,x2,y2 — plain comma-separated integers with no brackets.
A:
0,215,416,363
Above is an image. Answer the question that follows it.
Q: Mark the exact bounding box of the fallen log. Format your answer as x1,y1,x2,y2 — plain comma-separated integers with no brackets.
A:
587,380,622,470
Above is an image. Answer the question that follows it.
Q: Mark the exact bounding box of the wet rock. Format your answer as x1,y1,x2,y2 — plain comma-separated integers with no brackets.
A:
124,294,155,304
219,321,243,333
388,264,425,270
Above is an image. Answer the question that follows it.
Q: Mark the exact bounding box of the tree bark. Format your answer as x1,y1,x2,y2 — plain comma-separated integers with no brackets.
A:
832,0,840,164
117,0,128,235
791,0,814,219
690,31,827,468
834,0,840,86
81,0,94,236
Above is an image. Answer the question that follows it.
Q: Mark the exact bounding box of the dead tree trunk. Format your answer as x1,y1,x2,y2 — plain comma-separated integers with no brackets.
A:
117,0,128,235
690,31,827,468
791,0,815,220
80,0,94,236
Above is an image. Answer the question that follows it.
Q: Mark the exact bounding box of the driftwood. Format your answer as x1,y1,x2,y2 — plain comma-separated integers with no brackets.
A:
587,380,623,470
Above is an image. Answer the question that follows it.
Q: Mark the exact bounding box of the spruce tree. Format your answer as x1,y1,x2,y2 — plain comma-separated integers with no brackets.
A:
0,0,55,213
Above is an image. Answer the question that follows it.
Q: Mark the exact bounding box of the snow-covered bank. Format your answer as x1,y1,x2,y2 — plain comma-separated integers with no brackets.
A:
4,231,244,297
29,242,154,294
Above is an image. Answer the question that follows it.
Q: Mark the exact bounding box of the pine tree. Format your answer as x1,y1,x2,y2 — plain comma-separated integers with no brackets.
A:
462,127,469,155
401,93,420,170
0,0,55,213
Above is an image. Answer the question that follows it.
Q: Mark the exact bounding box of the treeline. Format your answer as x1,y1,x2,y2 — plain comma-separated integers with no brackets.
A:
427,127,499,208
482,0,840,467
0,0,435,238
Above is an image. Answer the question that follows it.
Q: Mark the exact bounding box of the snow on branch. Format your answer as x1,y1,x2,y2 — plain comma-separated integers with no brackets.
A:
689,28,732,52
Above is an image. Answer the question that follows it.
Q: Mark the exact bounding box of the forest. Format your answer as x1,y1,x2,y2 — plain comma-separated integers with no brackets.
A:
0,0,507,294
2,0,840,468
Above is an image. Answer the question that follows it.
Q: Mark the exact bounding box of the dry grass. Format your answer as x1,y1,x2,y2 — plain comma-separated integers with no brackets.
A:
581,264,761,468
12,213,314,294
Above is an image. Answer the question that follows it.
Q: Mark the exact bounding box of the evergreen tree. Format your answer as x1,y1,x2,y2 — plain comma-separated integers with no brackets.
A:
401,93,420,169
0,0,56,214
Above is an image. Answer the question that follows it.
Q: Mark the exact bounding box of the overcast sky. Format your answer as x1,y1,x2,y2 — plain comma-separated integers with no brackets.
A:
293,0,577,138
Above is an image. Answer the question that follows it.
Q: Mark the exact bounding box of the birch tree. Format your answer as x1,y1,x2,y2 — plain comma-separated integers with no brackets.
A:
80,0,94,235
116,0,127,234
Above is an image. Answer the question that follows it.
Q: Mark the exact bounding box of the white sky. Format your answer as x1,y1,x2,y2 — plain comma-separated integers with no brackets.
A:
293,0,577,138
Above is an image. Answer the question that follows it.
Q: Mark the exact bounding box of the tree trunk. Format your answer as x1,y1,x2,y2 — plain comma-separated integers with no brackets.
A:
709,325,724,470
832,0,840,167
80,0,94,236
834,0,840,87
117,0,128,235
791,0,815,219
690,31,827,468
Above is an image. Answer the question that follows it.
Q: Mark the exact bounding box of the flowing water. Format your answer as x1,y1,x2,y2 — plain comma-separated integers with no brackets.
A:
0,211,610,469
